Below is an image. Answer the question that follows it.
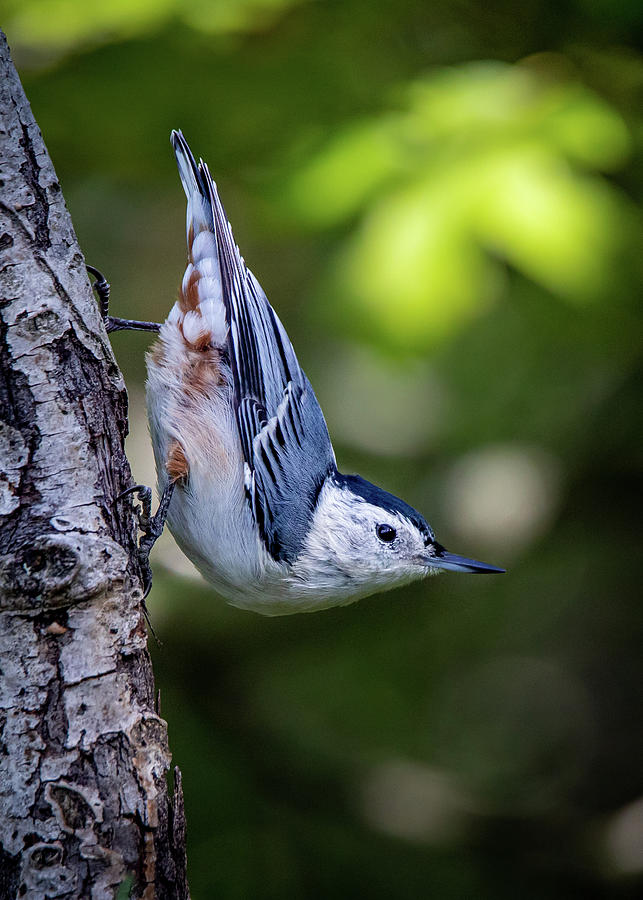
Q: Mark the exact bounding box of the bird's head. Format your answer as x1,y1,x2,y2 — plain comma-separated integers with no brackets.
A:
293,473,504,604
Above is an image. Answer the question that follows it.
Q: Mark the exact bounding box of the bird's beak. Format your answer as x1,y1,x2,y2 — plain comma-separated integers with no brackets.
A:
422,543,505,575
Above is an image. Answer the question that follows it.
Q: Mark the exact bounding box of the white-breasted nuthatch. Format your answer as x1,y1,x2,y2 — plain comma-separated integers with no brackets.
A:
108,131,504,614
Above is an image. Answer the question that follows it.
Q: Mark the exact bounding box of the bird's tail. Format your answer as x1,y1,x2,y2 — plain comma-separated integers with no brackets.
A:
169,129,228,348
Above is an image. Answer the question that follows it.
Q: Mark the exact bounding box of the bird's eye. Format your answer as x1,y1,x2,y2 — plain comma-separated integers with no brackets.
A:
376,524,396,543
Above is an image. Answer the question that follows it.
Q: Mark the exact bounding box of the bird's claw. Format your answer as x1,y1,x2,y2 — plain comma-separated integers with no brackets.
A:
86,264,111,324
119,484,152,530
86,263,161,334
118,482,175,599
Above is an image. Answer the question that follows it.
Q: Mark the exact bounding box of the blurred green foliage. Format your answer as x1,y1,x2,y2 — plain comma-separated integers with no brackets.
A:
3,0,302,50
4,0,642,897
285,61,635,348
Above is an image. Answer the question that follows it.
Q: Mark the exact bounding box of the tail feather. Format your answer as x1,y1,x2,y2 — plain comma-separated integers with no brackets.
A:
172,129,213,244
170,130,226,345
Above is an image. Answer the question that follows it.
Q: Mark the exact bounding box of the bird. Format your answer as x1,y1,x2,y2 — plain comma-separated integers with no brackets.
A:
117,130,504,615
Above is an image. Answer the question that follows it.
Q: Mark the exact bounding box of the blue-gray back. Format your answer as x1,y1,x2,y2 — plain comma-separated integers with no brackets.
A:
174,136,337,562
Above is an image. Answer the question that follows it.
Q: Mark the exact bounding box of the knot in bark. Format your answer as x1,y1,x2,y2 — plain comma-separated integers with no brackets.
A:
0,532,128,610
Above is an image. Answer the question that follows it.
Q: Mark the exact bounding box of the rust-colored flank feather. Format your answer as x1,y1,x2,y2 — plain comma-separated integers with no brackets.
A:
189,331,213,353
166,439,189,483
149,260,227,481
179,266,201,313
187,347,221,396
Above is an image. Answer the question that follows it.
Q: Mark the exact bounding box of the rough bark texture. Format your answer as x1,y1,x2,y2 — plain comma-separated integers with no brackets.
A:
0,31,189,900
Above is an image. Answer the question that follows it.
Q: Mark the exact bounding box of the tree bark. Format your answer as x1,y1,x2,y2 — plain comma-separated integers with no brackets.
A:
0,30,189,900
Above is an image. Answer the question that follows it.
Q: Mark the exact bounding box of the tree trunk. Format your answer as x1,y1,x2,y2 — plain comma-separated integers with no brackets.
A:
0,30,189,900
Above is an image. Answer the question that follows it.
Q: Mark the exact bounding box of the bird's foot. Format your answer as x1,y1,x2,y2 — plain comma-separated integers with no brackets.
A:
87,264,161,334
119,482,175,599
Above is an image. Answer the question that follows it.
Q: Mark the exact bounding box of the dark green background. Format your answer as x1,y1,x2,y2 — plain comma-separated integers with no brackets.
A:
4,0,642,896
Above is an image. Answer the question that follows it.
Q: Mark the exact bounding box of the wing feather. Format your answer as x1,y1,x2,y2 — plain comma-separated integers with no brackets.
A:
172,131,336,562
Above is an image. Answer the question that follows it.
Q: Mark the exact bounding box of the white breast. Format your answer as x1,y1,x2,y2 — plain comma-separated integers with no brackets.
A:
146,316,265,591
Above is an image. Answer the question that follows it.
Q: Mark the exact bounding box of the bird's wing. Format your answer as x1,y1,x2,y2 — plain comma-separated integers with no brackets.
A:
171,131,336,563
